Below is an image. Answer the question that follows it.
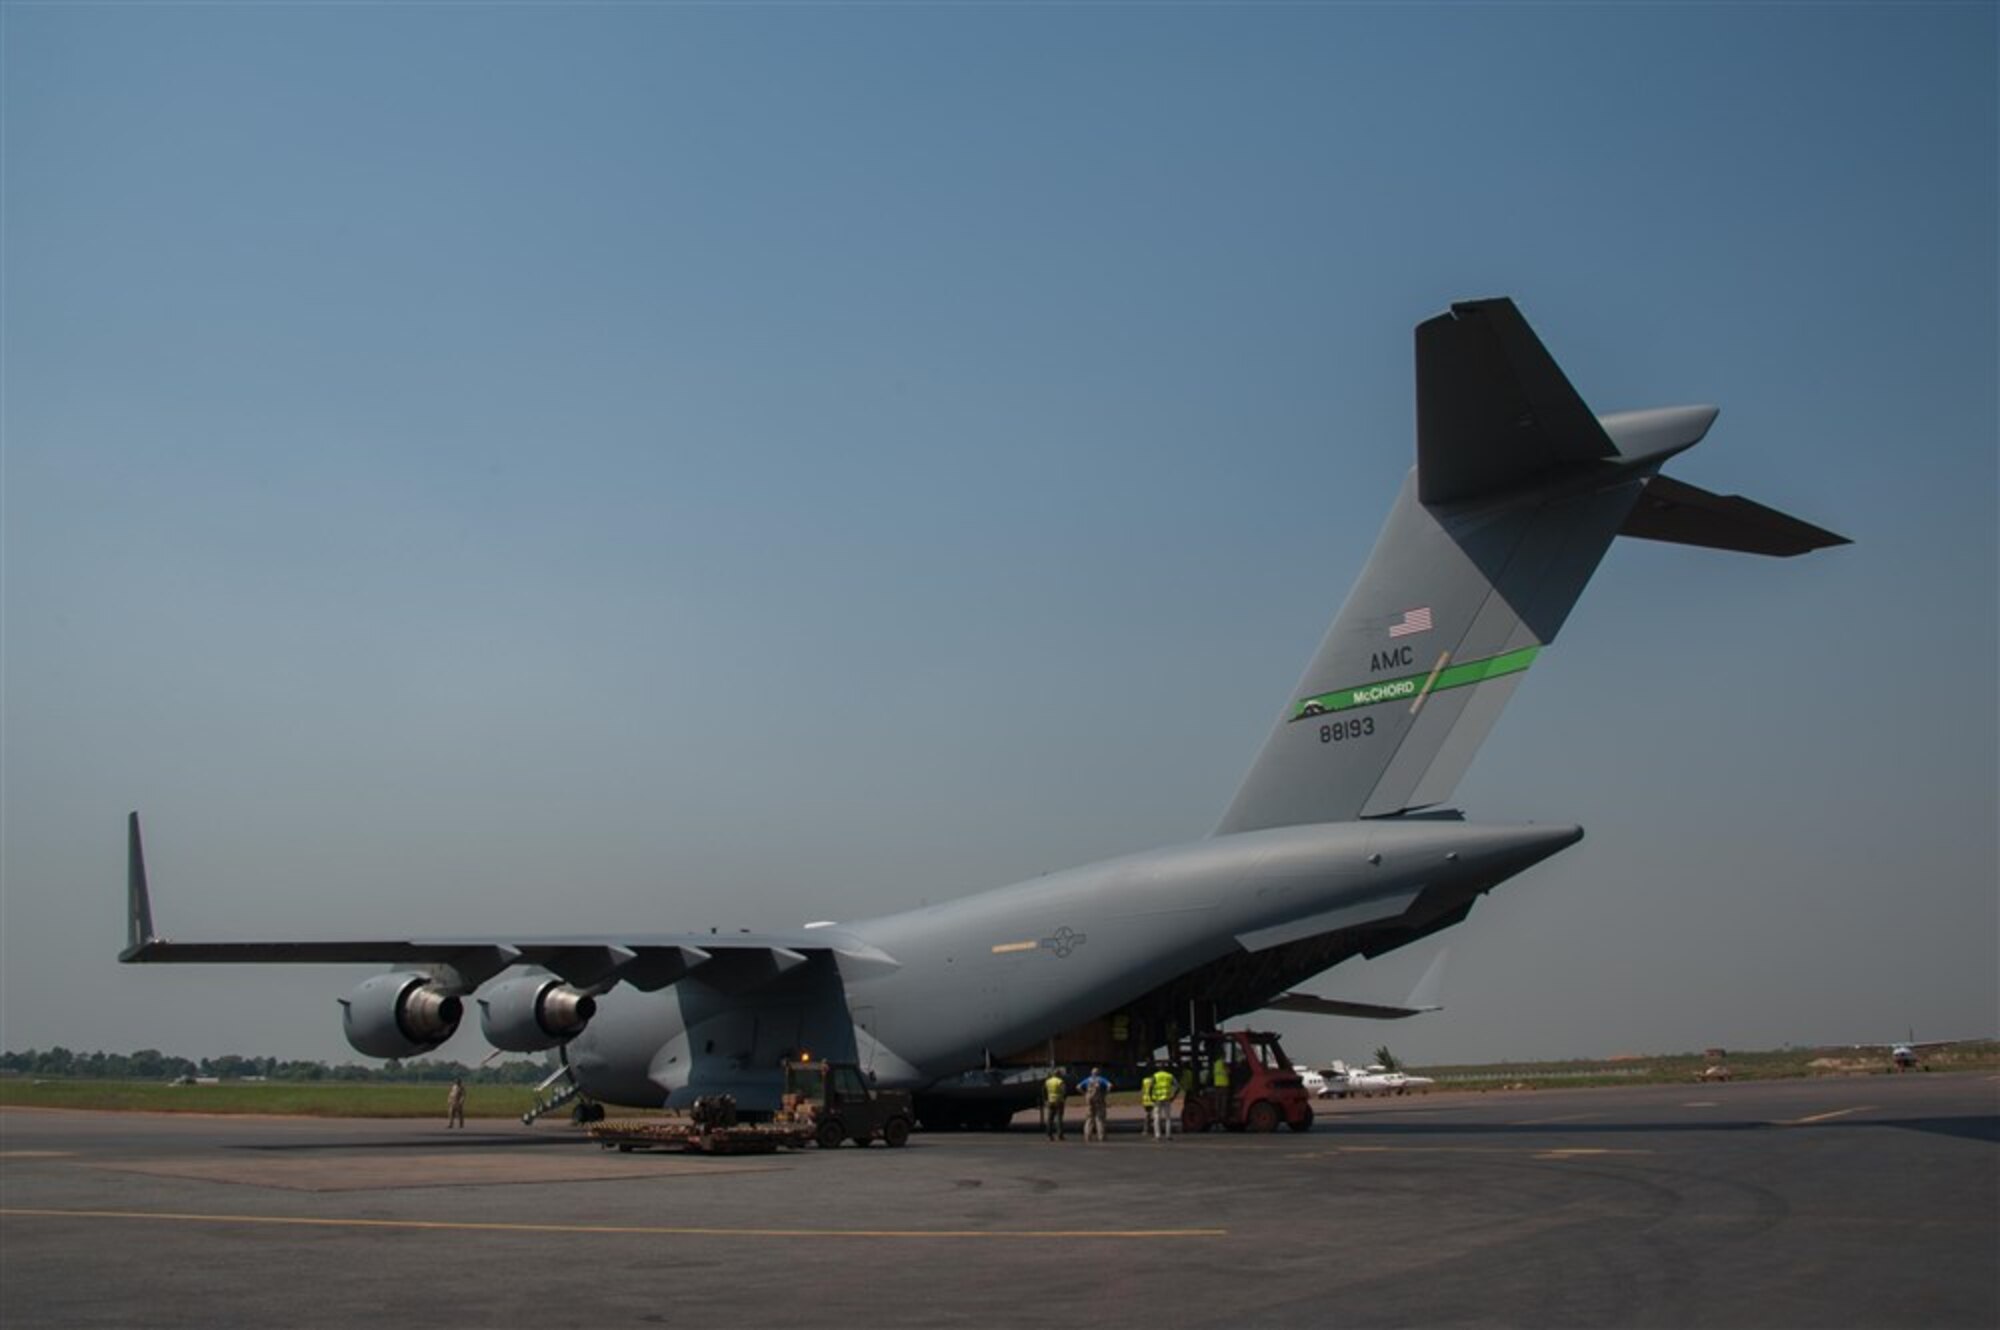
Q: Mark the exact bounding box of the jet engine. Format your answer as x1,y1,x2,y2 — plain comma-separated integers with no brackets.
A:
476,975,597,1052
340,973,464,1059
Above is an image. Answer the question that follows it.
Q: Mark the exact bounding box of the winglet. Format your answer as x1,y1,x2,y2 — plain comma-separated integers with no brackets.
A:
1405,947,1447,1012
125,811,157,959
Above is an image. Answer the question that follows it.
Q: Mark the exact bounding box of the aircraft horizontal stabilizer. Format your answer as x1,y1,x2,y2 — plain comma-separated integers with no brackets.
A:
1620,474,1851,556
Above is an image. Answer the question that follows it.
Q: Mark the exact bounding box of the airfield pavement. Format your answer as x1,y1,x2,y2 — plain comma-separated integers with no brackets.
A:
2,1073,1995,1329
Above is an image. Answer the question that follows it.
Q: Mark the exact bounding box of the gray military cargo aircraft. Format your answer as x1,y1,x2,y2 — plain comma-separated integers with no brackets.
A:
121,298,1847,1128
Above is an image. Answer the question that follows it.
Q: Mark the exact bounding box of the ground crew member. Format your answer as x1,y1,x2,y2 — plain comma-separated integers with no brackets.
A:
446,1076,466,1129
1149,1064,1179,1141
1077,1066,1112,1142
1211,1049,1232,1118
1042,1069,1069,1141
1139,1065,1157,1137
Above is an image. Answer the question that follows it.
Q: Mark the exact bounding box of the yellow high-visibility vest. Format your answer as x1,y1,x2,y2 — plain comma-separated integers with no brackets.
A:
1150,1069,1177,1102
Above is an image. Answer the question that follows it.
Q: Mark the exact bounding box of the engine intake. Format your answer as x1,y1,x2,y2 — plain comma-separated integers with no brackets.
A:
477,975,598,1052
340,973,464,1059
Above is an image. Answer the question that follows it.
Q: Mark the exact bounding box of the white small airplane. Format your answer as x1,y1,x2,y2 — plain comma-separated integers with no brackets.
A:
1316,1060,1436,1098
1394,1068,1437,1094
1863,1033,1988,1072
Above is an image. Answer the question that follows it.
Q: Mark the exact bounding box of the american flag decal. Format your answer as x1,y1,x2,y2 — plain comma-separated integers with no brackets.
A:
1388,607,1433,638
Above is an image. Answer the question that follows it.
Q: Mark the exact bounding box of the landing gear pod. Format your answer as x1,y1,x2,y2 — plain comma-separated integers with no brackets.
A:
476,975,597,1052
340,973,464,1058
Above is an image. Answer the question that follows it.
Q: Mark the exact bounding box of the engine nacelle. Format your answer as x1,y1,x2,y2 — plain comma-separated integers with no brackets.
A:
476,975,597,1052
340,973,464,1059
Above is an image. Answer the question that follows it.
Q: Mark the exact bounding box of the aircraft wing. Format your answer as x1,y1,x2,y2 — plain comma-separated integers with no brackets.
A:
1262,948,1448,1020
1262,992,1436,1020
120,815,896,994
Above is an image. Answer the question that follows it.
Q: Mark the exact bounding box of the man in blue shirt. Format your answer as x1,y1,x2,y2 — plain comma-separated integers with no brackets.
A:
1076,1066,1113,1142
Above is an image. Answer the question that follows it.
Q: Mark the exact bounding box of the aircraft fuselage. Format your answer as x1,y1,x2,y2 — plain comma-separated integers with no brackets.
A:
566,819,1580,1108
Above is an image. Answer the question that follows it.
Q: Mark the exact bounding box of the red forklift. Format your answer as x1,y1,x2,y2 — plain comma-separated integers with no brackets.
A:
1176,1028,1314,1133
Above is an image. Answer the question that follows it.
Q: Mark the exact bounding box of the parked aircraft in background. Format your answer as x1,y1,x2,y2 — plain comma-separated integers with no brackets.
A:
1318,1060,1438,1098
1873,1034,1986,1072
120,298,1846,1127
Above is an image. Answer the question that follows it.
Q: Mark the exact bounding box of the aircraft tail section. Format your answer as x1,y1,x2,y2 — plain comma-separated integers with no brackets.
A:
1217,299,1847,835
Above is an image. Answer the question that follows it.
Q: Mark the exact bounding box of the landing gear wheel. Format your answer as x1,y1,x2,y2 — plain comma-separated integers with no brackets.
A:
1246,1100,1281,1133
882,1117,912,1148
815,1120,846,1150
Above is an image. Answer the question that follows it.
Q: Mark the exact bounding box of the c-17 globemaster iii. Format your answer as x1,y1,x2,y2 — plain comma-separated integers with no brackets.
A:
121,298,1847,1129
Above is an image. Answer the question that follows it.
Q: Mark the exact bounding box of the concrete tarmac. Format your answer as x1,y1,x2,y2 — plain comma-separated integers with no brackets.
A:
4,1072,1995,1328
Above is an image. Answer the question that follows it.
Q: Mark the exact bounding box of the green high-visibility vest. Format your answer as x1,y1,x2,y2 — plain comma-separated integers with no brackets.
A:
1150,1070,1177,1102
1044,1075,1066,1105
1139,1076,1155,1106
1212,1058,1228,1087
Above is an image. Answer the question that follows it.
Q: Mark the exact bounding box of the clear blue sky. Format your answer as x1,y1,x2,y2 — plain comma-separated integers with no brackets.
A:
4,2,1993,1068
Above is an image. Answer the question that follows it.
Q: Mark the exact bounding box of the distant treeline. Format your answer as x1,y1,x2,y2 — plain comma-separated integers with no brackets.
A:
0,1047,554,1084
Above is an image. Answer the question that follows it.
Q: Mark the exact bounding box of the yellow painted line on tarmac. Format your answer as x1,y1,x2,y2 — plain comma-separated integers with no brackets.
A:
1512,1112,1602,1125
1774,1105,1875,1127
0,1207,1222,1241
1531,1148,1649,1159
0,1151,74,1158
